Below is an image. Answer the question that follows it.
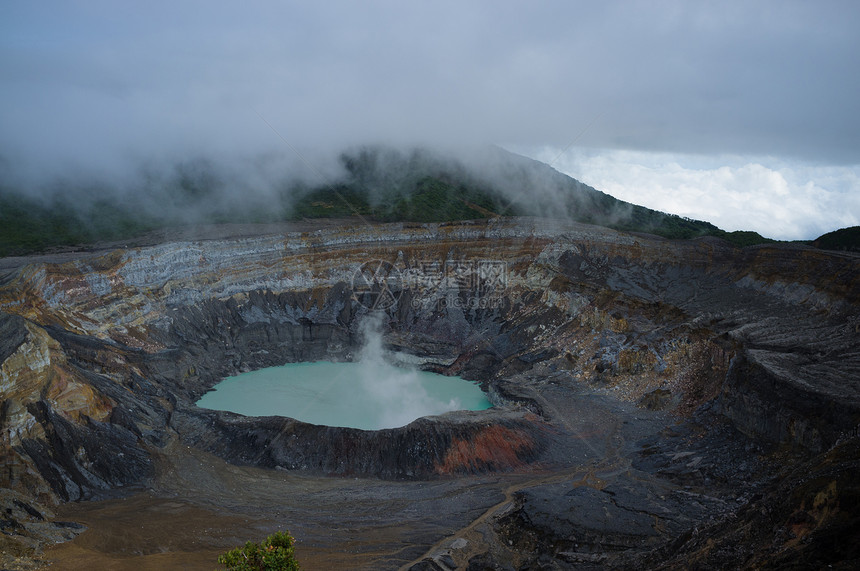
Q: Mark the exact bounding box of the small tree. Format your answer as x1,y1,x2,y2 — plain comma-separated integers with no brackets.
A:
217,530,300,571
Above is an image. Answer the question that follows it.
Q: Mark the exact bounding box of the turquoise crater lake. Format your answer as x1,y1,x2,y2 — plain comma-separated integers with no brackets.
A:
196,361,492,430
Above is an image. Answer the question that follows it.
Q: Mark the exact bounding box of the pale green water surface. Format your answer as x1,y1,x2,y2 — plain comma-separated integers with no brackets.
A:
196,361,491,430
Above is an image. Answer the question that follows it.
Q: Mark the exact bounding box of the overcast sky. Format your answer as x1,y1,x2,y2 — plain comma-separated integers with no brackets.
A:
1,0,858,239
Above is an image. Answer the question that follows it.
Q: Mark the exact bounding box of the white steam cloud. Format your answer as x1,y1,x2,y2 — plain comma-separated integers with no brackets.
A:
356,314,462,429
197,316,483,430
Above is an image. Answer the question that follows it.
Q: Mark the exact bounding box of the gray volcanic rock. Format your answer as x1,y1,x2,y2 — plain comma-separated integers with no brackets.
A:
0,217,857,568
0,488,84,570
173,408,549,478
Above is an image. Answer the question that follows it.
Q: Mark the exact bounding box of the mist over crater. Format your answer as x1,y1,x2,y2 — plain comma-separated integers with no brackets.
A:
196,316,491,430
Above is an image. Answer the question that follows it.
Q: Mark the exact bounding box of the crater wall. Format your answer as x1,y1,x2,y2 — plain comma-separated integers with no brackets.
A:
1,218,857,511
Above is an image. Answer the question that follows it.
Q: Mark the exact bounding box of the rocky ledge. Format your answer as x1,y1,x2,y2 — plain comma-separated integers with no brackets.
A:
0,217,858,569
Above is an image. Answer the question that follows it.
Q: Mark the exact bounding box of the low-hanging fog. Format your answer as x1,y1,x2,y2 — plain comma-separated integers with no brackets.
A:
1,1,858,240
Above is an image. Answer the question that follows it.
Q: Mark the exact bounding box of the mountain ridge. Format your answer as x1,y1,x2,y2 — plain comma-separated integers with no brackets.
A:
0,144,829,257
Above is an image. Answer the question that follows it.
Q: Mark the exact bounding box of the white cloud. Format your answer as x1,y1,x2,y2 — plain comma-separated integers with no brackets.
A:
3,0,860,174
2,1,859,241
521,147,860,240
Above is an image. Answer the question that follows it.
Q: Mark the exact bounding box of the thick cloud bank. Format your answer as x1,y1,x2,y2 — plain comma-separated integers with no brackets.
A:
1,1,858,239
527,148,860,240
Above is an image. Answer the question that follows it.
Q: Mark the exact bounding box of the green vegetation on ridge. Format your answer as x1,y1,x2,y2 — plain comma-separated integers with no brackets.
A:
0,146,816,257
812,226,860,252
0,191,159,256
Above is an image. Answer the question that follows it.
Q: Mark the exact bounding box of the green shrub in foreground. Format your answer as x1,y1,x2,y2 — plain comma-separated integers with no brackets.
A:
217,531,300,571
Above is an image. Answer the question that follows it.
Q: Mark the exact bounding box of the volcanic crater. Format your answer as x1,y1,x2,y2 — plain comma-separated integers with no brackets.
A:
1,217,858,569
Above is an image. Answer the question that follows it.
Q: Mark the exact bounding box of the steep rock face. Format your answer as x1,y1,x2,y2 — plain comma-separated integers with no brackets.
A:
0,314,161,503
173,408,547,479
0,217,857,566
